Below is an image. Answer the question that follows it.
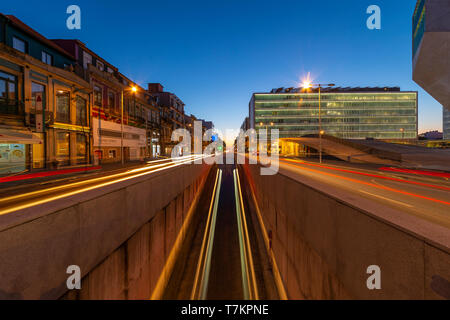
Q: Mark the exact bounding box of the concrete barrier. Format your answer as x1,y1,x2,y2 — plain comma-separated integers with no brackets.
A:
242,163,450,299
0,162,211,299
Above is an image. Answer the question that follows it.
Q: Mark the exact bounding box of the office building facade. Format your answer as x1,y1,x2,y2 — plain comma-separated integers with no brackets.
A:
413,0,450,115
444,107,450,140
249,87,418,140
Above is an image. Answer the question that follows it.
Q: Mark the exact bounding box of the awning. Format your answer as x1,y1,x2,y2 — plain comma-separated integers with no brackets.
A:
0,129,43,144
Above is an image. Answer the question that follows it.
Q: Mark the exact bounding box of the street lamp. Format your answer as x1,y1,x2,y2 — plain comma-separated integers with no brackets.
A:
121,85,138,165
302,82,335,163
258,121,274,154
400,128,405,140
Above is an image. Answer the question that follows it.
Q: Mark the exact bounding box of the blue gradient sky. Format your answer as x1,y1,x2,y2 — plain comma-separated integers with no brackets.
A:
1,0,442,134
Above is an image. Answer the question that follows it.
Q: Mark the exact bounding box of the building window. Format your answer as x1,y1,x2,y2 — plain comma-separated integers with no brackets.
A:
97,61,104,71
108,91,116,112
107,67,114,74
31,82,46,130
76,133,88,164
56,131,70,166
0,71,18,114
76,96,87,126
94,86,102,107
12,37,26,53
41,51,53,65
83,51,92,69
108,149,116,159
55,91,70,123
31,82,45,110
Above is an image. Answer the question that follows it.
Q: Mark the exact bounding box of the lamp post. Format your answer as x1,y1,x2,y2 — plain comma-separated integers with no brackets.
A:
121,85,138,165
400,127,405,140
303,82,335,163
259,121,273,154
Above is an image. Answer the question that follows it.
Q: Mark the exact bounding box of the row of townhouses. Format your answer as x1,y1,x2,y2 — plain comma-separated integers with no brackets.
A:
0,14,213,175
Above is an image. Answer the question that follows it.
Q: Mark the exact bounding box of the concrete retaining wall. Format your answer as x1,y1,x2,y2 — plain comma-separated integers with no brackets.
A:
0,163,210,299
243,163,450,300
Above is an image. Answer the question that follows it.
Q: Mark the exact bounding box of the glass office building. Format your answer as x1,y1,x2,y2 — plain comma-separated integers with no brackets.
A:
413,0,426,60
249,87,418,139
444,108,450,140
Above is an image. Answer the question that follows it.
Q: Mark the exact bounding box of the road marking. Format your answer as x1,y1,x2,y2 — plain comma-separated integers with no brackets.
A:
358,190,414,208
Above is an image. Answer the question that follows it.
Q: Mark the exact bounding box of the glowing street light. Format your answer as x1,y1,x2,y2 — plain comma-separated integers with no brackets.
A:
121,85,139,165
400,127,405,140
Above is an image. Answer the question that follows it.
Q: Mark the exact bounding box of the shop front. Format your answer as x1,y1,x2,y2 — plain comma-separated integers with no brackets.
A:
93,119,146,164
0,129,43,175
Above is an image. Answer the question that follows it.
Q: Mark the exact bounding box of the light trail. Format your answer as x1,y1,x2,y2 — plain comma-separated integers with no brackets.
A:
0,155,204,204
234,168,259,300
191,169,222,300
0,155,207,216
282,159,450,206
281,158,450,192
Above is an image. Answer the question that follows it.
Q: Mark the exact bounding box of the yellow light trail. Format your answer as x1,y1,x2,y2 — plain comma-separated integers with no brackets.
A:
0,155,207,216
234,168,259,300
191,168,222,300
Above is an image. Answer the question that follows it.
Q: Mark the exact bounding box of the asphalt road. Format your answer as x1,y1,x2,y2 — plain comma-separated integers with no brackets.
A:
163,162,278,300
279,157,450,228
0,156,201,216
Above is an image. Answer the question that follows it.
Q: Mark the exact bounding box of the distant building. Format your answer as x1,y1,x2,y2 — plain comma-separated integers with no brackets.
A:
0,14,91,174
419,130,443,140
444,108,450,140
202,120,214,131
249,87,418,140
148,83,185,156
240,117,249,132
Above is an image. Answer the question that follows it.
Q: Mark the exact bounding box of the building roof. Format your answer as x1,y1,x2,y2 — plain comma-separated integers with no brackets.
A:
1,14,76,60
51,39,119,72
265,86,403,94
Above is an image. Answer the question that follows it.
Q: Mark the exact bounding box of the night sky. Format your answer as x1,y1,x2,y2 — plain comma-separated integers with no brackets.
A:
1,0,442,137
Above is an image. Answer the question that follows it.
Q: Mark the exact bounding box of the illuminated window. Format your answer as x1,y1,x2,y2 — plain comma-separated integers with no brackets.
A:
56,91,70,123
56,131,70,166
76,133,88,164
76,96,87,126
